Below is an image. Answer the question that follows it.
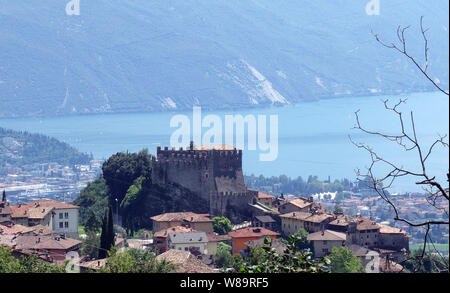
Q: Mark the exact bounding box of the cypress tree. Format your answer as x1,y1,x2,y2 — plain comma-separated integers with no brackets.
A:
99,210,108,259
107,206,115,251
2,190,6,202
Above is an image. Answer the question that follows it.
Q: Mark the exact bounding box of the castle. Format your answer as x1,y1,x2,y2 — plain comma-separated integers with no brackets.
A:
151,142,257,222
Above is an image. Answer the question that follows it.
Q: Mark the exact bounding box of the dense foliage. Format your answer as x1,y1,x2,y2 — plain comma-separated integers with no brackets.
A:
99,248,174,273
102,150,152,206
0,246,66,273
237,235,329,273
213,216,232,235
403,250,449,273
0,127,91,169
74,177,110,232
328,246,364,273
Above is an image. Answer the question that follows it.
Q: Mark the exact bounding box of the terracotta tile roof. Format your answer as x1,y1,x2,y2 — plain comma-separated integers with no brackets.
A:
25,199,79,210
228,227,279,238
206,233,231,242
151,212,213,223
156,249,217,273
286,197,313,209
0,203,12,215
328,214,352,227
26,206,53,219
258,191,275,199
10,205,28,218
79,258,108,271
9,199,78,220
154,225,198,238
0,224,34,235
307,230,346,241
353,217,381,231
280,211,334,224
15,235,81,251
379,224,407,235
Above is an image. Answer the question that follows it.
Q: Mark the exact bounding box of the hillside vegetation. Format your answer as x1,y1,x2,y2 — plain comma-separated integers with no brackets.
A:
0,127,91,169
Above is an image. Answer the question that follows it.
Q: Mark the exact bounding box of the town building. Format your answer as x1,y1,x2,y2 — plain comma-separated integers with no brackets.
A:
151,212,214,233
256,191,275,206
228,227,279,256
252,215,278,232
3,199,79,238
307,229,346,258
280,211,335,235
167,231,209,255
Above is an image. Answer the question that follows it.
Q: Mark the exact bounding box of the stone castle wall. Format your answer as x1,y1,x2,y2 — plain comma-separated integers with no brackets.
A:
151,145,254,221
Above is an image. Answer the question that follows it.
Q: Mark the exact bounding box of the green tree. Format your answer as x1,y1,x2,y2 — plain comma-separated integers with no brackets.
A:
213,216,232,235
215,243,234,269
329,246,364,273
102,150,151,206
0,246,65,273
99,207,115,259
292,228,312,251
239,235,328,273
2,190,6,202
81,231,101,259
99,248,173,273
403,250,449,273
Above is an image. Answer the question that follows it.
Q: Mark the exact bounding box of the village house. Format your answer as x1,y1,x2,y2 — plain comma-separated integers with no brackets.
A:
346,217,381,248
280,211,335,235
228,227,279,256
154,225,198,254
378,224,410,252
10,234,81,263
151,212,214,233
307,229,346,258
6,199,79,238
255,191,275,206
252,215,278,232
327,213,352,232
167,231,209,255
279,197,314,214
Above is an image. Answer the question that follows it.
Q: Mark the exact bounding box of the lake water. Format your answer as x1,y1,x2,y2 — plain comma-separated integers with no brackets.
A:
1,91,448,192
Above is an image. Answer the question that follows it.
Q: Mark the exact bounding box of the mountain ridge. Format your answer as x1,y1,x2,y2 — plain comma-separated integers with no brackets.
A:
0,0,448,118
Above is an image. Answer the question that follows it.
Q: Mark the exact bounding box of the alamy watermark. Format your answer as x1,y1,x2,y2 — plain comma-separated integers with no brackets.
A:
66,0,80,16
169,106,278,161
365,0,380,15
365,251,380,273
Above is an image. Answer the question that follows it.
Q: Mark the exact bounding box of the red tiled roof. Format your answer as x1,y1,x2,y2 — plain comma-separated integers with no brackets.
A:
280,211,334,224
151,212,213,223
258,191,275,199
307,230,346,241
154,225,198,238
228,227,279,238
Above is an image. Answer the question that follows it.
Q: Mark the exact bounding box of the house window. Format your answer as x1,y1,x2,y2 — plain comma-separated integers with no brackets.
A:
185,247,188,251
64,212,69,219
59,222,64,228
59,213,63,219
323,241,327,245
64,222,69,228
